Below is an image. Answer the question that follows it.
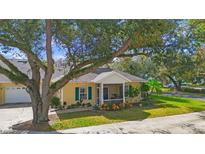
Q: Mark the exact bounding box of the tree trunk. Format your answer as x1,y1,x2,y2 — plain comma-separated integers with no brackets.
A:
28,85,51,124
30,96,51,124
167,75,182,91
176,81,182,91
41,94,51,122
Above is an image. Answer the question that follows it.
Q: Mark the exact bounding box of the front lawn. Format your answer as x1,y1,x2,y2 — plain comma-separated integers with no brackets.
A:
50,95,205,130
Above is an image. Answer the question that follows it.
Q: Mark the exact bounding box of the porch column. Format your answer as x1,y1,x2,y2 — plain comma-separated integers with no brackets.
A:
101,83,104,105
123,82,125,103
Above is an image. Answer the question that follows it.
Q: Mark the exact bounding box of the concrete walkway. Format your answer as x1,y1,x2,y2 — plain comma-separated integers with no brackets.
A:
58,112,205,134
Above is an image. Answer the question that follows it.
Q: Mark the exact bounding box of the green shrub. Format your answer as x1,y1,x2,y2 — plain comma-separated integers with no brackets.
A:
93,105,100,110
129,87,140,97
76,101,81,106
66,105,72,109
71,104,78,108
51,96,61,108
141,83,150,92
107,103,113,111
141,83,150,97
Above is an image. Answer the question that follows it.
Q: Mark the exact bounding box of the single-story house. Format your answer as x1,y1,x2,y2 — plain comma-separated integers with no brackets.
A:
0,59,146,106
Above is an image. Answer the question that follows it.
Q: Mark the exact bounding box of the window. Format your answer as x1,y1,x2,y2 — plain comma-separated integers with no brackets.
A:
125,84,129,97
80,87,87,100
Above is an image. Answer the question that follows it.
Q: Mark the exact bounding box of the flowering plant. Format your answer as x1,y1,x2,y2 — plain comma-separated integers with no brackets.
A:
112,104,120,111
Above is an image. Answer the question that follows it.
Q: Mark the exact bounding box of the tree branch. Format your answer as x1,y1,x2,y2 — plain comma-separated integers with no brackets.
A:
50,38,132,94
45,20,54,75
0,65,30,86
43,20,54,97
0,54,30,80
0,38,47,71
118,52,148,57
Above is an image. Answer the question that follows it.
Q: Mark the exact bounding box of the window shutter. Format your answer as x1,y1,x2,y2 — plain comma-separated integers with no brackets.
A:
88,87,92,100
75,87,79,101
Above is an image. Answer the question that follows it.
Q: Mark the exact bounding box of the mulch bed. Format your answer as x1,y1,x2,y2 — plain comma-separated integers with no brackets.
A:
12,114,59,132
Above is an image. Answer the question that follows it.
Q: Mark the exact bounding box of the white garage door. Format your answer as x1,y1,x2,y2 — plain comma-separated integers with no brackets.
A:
5,87,31,104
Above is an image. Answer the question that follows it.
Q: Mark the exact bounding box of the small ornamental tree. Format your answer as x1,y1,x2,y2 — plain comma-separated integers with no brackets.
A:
0,19,174,124
146,79,163,94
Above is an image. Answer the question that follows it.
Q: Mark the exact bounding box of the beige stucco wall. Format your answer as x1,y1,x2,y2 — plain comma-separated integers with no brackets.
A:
129,82,141,88
0,83,4,105
63,82,97,105
126,81,142,103
62,81,143,105
0,80,143,105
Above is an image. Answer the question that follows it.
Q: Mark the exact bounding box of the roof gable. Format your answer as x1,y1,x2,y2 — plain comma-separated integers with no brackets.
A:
92,71,131,83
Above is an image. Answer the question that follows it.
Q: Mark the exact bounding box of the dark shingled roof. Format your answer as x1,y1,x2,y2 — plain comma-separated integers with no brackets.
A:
0,60,146,83
0,59,66,83
70,67,146,82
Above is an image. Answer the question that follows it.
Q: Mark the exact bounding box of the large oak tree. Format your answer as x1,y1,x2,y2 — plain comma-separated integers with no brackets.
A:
0,19,174,124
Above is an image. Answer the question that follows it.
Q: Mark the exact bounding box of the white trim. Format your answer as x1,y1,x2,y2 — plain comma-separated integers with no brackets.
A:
92,71,131,83
123,82,125,103
113,71,131,82
101,83,104,104
79,87,88,100
104,98,123,101
125,83,129,98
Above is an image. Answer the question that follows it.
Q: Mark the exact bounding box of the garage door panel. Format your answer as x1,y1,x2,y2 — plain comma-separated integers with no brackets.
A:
5,87,31,103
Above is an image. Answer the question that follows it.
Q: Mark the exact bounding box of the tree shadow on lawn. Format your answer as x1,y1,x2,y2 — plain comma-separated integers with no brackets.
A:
11,109,151,132
153,97,205,112
186,106,205,112
152,95,191,103
56,108,151,122
150,100,180,109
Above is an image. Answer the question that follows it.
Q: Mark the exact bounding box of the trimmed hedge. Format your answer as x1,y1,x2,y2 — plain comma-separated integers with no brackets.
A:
181,87,205,94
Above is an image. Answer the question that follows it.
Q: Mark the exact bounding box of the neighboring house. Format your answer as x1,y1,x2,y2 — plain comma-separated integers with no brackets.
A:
0,59,146,105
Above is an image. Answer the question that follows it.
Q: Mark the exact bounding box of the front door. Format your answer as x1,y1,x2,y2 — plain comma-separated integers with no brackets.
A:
103,87,109,100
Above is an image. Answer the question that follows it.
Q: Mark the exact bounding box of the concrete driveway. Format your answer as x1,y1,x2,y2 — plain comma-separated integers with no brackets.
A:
59,112,205,134
0,104,33,133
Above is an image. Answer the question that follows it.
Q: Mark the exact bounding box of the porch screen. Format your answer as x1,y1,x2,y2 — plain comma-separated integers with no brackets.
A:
75,87,80,101
88,87,92,100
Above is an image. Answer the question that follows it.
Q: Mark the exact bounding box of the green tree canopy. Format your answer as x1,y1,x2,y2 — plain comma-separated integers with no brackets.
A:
0,19,175,124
